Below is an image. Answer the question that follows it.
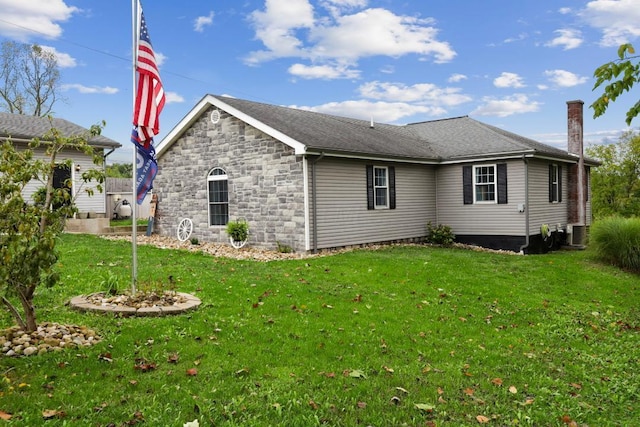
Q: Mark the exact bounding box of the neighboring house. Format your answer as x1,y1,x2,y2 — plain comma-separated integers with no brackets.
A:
154,95,597,254
0,112,121,218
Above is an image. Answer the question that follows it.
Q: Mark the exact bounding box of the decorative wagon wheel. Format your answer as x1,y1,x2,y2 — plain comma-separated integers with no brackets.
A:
177,218,193,242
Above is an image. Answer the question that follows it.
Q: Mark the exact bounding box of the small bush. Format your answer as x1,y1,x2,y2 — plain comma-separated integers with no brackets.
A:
190,237,199,245
426,222,456,245
276,241,294,253
590,216,640,273
226,219,249,242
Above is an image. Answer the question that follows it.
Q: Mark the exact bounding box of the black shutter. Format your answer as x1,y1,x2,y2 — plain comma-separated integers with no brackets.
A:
366,165,374,210
497,163,507,204
463,165,473,204
389,166,396,209
558,164,562,203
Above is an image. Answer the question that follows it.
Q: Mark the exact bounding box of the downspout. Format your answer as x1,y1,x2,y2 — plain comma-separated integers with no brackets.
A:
103,148,116,162
311,153,325,254
519,155,530,254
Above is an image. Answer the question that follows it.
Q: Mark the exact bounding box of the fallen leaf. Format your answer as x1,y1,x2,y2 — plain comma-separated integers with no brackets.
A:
414,403,435,412
42,409,65,419
98,353,113,363
382,365,394,374
0,410,12,420
491,378,503,386
508,386,518,394
167,353,180,364
348,369,366,379
476,415,490,423
309,400,319,410
463,387,475,396
390,396,401,405
186,368,198,376
356,401,366,409
395,386,409,394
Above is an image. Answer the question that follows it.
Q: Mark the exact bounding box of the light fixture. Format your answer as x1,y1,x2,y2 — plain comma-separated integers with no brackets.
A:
75,164,81,172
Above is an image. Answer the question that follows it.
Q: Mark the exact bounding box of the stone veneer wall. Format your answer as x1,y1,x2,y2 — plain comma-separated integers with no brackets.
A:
154,106,307,251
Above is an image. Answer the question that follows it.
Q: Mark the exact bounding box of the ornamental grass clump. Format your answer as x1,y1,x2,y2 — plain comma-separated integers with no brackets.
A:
590,216,640,273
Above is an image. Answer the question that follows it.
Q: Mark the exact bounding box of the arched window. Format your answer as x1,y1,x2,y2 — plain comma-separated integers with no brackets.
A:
208,167,228,226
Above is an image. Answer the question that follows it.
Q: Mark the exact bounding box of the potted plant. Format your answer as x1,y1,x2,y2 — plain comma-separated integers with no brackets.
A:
226,219,249,248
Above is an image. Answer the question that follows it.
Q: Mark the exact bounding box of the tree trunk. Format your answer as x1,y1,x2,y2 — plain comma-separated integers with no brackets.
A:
1,296,26,330
18,289,37,332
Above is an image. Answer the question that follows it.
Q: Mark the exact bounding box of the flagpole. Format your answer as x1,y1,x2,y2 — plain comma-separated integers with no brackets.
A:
131,0,138,295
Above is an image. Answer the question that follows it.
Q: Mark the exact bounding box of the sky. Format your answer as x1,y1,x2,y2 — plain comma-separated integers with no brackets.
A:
1,0,639,164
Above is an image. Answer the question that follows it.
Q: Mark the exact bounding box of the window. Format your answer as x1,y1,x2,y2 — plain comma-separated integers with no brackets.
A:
549,164,562,203
463,163,507,205
366,165,396,210
374,167,388,207
208,167,228,226
474,165,496,203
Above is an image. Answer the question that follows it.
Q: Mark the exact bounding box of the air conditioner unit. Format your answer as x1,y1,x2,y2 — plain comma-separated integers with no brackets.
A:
566,224,586,246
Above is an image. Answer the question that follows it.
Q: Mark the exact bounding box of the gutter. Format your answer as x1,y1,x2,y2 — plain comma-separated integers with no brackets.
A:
519,155,530,254
311,153,325,253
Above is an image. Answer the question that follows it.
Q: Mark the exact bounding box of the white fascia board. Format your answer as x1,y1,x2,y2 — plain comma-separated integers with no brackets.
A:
156,94,307,158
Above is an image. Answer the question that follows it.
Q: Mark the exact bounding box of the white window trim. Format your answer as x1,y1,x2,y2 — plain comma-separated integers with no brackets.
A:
374,166,389,209
550,164,560,203
207,167,228,226
473,164,497,204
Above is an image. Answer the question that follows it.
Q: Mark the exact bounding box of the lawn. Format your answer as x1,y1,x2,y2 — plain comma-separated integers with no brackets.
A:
1,234,638,426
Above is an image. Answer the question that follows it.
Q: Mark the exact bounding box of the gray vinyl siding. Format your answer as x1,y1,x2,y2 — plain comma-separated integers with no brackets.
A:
436,160,526,236
21,147,106,215
527,159,567,235
311,158,436,249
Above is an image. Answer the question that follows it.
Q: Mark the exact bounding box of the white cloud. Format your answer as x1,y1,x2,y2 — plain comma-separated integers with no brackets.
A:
246,0,315,64
288,63,360,79
472,94,542,117
494,72,526,88
40,45,76,67
61,84,118,94
581,0,640,46
558,7,573,14
0,0,78,41
309,8,455,63
544,69,589,87
292,99,444,123
194,11,214,32
154,52,167,67
165,92,185,103
358,81,472,107
546,28,583,50
448,73,467,83
245,0,456,72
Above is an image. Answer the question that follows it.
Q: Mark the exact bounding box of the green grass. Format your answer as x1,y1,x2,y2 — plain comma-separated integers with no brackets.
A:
1,235,638,426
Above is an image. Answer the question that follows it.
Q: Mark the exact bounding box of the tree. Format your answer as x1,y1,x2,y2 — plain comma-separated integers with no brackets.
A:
0,121,105,332
586,130,640,219
0,41,61,116
591,43,640,126
107,162,133,178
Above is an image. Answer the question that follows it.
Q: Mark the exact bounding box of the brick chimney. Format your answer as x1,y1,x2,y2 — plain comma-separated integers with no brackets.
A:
567,100,586,225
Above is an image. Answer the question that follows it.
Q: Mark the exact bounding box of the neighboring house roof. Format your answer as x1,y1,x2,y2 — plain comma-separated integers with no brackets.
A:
0,112,121,149
157,94,595,165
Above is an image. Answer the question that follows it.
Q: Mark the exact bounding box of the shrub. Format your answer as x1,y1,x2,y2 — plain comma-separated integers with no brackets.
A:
226,219,249,242
276,241,294,253
590,216,640,273
426,222,456,245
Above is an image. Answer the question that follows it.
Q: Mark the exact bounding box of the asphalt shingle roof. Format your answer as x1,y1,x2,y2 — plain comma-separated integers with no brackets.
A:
215,96,582,163
0,112,121,149
217,96,439,161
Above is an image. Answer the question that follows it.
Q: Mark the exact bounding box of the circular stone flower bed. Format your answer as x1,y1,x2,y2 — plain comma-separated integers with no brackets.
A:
69,291,201,317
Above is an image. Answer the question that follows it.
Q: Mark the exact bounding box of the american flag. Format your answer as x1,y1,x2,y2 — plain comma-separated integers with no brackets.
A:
133,0,165,145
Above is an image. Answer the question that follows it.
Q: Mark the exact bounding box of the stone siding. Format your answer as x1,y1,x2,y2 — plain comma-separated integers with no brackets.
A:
154,106,307,251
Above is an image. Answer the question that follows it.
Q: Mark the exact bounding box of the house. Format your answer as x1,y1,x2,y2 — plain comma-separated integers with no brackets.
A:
154,95,597,254
0,112,121,230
